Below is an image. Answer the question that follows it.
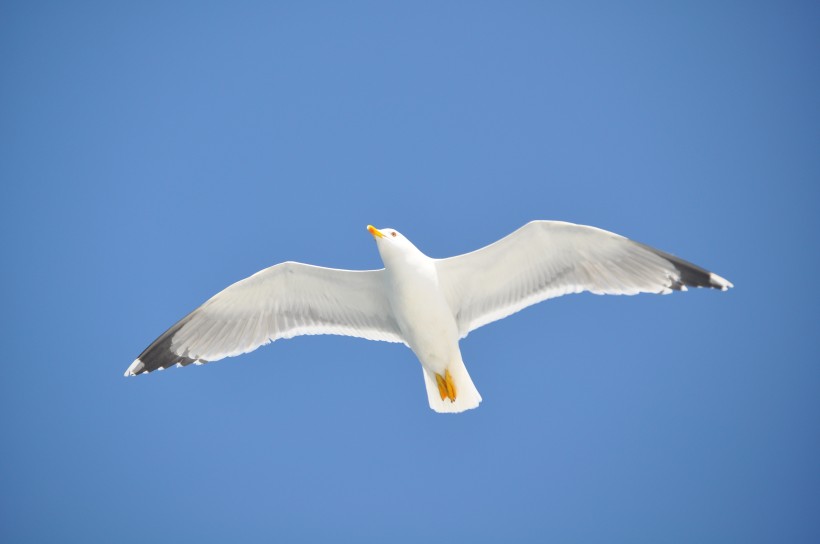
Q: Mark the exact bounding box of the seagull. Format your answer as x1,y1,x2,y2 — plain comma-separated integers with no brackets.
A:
125,221,732,413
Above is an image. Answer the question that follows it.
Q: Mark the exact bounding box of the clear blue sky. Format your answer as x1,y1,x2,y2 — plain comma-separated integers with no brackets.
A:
2,2,818,542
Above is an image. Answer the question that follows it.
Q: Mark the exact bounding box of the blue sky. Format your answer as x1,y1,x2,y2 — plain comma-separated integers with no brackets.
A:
2,1,818,542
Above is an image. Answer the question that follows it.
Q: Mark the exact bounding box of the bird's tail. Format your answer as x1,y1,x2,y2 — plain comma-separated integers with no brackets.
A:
421,357,482,414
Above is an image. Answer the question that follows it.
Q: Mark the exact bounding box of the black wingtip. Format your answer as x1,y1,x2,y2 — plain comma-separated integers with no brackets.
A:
125,316,200,376
638,243,733,292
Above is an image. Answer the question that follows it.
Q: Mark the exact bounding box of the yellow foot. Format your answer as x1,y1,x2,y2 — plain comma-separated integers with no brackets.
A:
434,369,457,402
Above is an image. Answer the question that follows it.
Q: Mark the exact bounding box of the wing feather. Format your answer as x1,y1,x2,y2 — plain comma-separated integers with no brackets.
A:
436,221,732,338
126,262,403,376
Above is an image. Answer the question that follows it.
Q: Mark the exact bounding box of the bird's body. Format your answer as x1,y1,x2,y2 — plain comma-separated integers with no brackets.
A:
388,254,458,376
376,229,480,411
126,221,732,413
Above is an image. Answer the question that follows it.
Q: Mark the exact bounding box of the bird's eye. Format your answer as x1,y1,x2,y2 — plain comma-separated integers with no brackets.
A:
391,231,397,237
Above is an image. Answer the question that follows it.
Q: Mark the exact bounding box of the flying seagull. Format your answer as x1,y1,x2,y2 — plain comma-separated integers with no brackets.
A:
126,221,732,413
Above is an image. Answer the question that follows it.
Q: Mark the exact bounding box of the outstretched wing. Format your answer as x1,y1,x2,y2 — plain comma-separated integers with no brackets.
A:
125,262,403,376
436,221,732,338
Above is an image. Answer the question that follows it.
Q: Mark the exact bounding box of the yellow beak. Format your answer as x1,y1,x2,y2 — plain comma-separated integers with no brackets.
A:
367,225,384,239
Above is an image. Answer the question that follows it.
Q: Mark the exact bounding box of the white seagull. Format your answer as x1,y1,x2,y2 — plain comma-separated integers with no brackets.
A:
126,221,732,413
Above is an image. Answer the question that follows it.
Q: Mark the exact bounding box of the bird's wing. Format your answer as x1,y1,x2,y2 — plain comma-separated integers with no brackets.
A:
436,220,732,338
125,262,403,376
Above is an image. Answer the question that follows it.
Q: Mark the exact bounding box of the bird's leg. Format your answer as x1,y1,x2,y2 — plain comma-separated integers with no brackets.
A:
434,369,457,402
435,373,447,400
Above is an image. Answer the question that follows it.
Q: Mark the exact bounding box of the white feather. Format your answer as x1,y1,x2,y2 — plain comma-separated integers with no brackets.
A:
436,221,732,338
169,262,404,363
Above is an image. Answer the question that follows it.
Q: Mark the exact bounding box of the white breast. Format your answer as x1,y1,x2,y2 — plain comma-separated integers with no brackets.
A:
385,255,461,374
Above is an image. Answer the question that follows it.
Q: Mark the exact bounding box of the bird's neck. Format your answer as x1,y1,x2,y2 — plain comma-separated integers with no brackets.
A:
381,248,435,280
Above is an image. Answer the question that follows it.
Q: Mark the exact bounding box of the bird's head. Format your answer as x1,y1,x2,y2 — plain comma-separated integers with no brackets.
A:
366,225,424,267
